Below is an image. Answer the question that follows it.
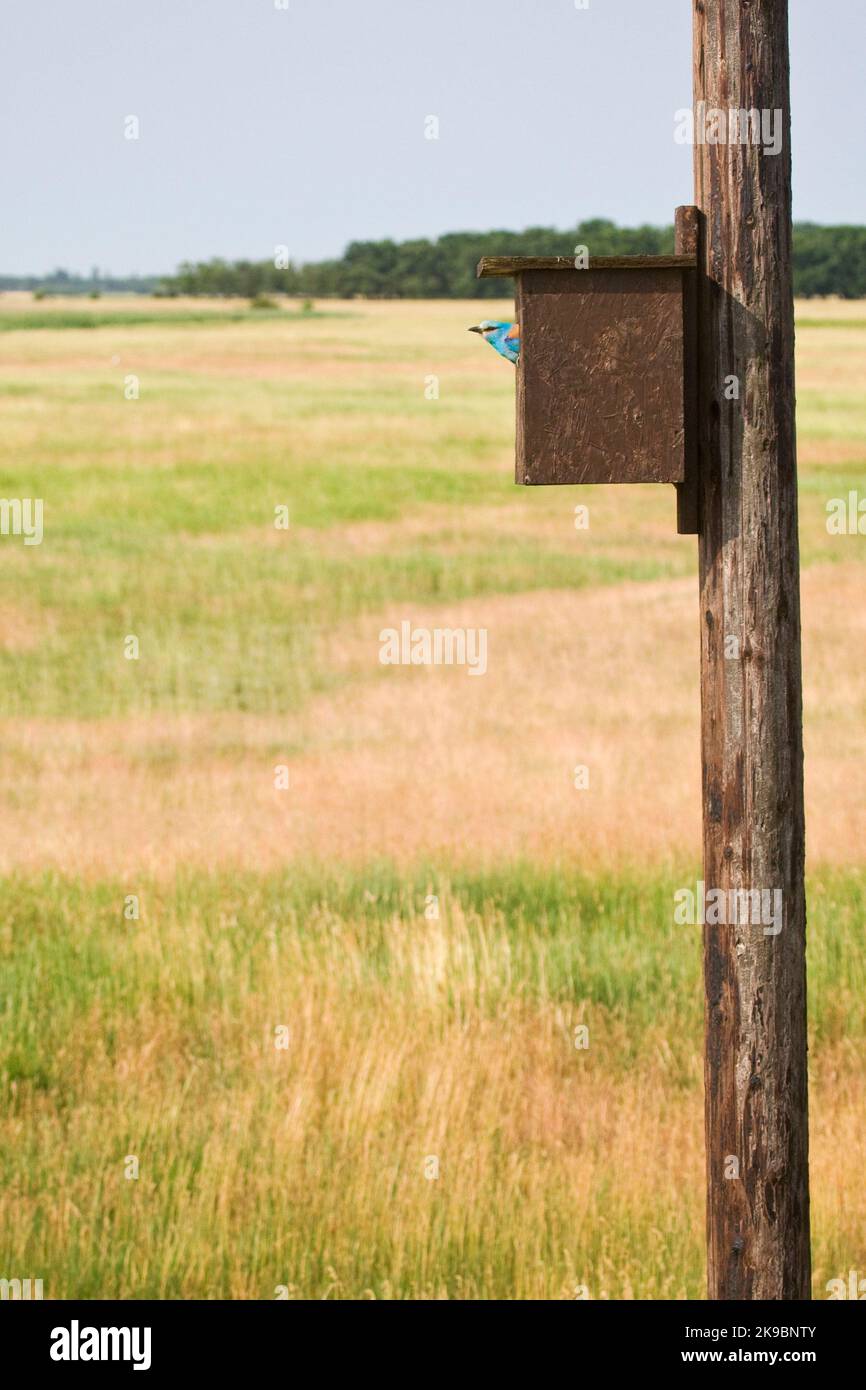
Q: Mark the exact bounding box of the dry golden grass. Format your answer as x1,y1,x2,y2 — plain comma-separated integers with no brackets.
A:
1,561,863,878
3,883,863,1298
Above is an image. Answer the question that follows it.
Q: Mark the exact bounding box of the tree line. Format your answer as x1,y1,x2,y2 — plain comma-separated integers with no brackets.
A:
156,221,866,300
4,221,864,300
0,269,157,294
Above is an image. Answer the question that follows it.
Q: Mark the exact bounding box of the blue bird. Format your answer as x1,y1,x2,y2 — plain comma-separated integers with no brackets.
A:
468,319,520,365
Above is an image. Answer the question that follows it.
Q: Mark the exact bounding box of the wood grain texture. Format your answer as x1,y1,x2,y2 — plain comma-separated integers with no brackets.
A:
675,206,701,534
694,0,811,1300
516,267,687,485
478,254,696,278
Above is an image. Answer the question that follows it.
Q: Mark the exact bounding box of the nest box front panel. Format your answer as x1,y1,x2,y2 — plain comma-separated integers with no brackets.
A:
516,268,687,486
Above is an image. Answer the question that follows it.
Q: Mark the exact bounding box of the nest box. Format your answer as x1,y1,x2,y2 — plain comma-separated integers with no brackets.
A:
477,243,698,531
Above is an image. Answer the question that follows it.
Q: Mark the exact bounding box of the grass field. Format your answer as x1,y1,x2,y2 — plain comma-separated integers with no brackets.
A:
1,291,864,1298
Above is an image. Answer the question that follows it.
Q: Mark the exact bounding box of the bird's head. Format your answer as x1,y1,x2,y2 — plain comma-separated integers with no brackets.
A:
468,319,507,338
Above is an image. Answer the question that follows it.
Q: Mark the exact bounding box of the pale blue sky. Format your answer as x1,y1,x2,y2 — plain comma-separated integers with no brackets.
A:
2,0,864,276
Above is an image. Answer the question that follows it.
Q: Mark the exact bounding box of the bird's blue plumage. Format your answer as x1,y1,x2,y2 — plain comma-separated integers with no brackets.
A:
469,319,520,364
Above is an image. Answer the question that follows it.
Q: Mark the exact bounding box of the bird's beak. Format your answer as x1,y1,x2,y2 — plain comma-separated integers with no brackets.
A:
468,325,482,334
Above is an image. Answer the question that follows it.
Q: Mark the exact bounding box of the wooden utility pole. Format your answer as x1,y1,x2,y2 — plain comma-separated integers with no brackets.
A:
692,0,811,1298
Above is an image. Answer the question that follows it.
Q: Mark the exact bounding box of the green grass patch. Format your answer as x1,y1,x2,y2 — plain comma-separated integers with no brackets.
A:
0,862,862,1298
0,309,344,331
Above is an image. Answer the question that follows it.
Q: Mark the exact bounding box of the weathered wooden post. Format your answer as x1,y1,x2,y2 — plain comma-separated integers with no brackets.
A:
476,0,810,1302
693,0,810,1299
